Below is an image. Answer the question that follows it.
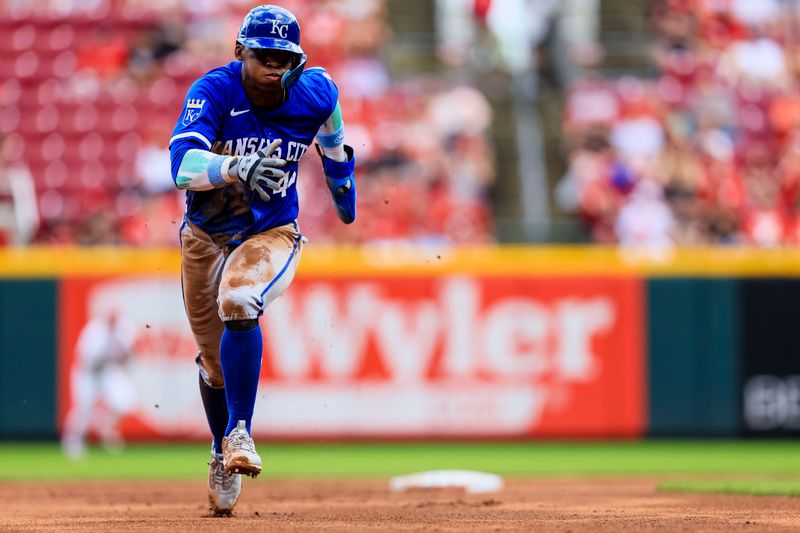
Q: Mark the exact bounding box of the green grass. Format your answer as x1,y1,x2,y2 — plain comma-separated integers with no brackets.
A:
659,478,800,497
2,440,800,482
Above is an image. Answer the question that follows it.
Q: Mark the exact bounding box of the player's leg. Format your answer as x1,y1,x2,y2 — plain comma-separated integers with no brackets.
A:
181,221,242,515
217,221,306,477
60,369,96,460
96,365,138,453
180,221,230,453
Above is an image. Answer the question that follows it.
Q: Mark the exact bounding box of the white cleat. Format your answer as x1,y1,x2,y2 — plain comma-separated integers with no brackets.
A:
222,420,262,478
208,449,242,516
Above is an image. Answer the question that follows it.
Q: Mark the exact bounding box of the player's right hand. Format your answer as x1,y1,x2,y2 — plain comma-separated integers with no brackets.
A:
230,139,286,202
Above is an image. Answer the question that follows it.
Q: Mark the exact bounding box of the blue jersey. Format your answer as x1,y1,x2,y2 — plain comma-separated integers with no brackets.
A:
169,61,338,238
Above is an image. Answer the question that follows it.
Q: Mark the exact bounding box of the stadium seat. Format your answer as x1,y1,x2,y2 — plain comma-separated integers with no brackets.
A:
0,28,14,51
39,133,66,161
51,51,77,78
42,160,68,188
71,105,99,133
11,24,36,52
110,105,139,132
37,189,65,220
34,106,61,133
78,134,105,162
2,133,25,162
46,24,75,51
0,79,22,106
115,133,142,158
14,50,43,79
0,104,20,135
147,78,178,105
78,162,105,188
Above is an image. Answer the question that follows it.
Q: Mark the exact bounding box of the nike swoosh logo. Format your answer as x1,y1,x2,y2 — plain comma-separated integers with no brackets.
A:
230,108,250,116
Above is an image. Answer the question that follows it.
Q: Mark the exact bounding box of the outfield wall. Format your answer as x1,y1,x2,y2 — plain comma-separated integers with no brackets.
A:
1,246,799,440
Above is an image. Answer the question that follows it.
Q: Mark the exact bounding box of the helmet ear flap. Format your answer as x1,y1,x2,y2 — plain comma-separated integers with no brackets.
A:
281,54,307,89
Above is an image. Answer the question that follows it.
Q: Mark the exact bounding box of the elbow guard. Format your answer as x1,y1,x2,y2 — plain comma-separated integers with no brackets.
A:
317,144,356,224
175,149,234,191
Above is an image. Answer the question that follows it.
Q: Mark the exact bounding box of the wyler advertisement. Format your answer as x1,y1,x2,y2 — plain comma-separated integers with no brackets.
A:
58,274,646,440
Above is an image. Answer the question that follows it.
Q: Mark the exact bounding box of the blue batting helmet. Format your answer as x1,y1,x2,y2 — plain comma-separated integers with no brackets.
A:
237,5,307,88
237,5,303,55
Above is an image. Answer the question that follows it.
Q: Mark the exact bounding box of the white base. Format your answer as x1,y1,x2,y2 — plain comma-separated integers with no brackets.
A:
389,470,504,494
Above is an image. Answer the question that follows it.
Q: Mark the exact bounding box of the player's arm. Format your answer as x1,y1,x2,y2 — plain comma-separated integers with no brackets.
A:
172,148,237,191
168,80,286,201
170,140,287,202
315,101,357,224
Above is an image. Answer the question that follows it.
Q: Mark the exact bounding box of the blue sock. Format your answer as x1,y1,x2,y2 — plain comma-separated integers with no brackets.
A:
219,325,263,436
198,375,228,454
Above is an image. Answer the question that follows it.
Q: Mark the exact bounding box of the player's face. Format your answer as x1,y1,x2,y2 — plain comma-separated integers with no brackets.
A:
237,45,294,91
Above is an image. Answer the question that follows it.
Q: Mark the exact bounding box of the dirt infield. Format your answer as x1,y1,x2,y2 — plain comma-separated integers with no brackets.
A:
2,477,799,532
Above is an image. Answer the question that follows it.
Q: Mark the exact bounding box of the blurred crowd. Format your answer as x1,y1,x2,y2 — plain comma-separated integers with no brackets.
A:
0,0,495,246
559,0,800,247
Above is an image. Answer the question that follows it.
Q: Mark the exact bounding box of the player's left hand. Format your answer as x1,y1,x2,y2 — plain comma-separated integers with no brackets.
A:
230,139,287,201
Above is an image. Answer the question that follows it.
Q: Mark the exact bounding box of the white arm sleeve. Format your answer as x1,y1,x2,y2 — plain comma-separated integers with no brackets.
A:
175,149,237,191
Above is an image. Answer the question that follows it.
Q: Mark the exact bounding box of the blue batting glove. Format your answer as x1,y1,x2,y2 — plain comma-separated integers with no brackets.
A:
318,144,356,224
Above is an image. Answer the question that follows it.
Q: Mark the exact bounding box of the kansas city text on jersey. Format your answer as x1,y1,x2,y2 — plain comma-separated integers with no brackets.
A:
211,138,310,161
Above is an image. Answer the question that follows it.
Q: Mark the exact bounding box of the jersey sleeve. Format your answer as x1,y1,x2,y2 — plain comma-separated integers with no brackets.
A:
168,77,226,183
304,67,339,121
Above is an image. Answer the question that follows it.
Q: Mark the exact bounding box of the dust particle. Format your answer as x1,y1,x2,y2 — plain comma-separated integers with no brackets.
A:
145,324,151,329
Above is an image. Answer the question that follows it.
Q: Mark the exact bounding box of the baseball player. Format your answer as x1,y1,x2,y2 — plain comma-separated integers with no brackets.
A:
61,308,138,460
168,4,356,516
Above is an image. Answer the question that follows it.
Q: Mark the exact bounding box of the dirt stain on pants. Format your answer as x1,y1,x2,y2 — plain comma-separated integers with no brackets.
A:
180,220,306,388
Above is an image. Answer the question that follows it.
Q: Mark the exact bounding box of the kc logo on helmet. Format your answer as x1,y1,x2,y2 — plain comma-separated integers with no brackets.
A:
271,20,288,38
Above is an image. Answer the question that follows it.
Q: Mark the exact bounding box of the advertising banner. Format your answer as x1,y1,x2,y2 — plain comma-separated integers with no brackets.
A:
741,279,800,436
58,274,645,439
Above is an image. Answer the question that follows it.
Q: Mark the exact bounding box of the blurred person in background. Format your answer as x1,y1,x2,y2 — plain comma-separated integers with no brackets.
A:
615,177,675,249
168,4,357,515
0,134,38,244
739,143,788,246
61,308,138,460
